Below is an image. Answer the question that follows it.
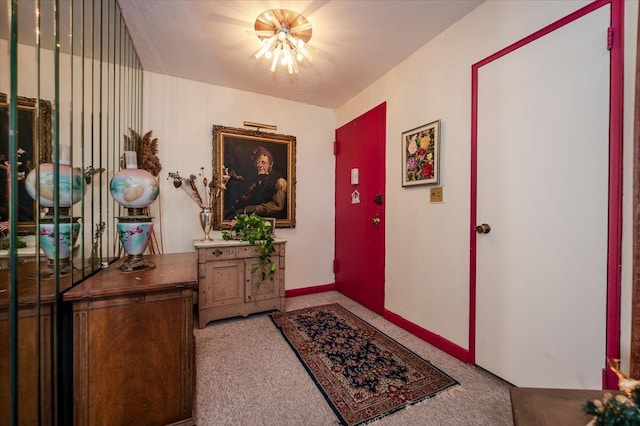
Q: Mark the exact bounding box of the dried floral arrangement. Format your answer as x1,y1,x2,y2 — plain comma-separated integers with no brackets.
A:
123,129,162,176
167,167,242,209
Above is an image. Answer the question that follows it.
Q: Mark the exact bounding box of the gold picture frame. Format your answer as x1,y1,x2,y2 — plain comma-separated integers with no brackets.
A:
0,93,53,234
212,125,296,229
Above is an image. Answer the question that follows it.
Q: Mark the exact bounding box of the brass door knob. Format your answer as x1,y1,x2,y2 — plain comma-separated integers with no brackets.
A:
371,217,381,225
475,224,491,234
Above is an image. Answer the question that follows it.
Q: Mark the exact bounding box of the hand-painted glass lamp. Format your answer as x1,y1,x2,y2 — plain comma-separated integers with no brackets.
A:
110,151,159,272
24,145,84,277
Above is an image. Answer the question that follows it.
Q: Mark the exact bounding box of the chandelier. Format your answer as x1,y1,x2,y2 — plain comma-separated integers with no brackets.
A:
252,9,312,74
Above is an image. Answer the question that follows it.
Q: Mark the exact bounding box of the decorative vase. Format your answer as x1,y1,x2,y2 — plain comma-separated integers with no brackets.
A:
38,219,80,277
25,145,85,209
199,207,214,241
116,219,153,267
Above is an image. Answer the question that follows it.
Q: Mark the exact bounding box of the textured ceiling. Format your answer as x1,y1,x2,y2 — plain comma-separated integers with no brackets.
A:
118,0,484,108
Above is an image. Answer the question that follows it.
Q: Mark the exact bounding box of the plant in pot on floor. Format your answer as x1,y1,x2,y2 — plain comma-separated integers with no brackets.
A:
222,213,276,302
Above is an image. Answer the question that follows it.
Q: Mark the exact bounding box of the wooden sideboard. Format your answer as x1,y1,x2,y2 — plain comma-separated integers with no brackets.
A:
0,261,74,425
63,253,197,426
194,239,286,328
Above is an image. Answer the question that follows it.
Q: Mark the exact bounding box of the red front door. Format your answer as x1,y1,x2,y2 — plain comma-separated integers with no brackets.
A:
334,102,386,314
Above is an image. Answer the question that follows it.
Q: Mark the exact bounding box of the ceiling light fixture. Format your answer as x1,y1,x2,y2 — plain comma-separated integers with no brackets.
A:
252,9,312,74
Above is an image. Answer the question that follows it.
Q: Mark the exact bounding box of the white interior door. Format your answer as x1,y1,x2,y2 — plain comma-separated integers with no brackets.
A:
475,5,610,388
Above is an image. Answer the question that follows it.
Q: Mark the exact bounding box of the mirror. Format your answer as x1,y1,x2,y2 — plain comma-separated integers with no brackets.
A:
2,0,144,423
0,93,52,234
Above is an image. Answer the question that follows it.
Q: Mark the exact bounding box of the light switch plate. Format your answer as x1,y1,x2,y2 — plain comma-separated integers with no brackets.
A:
430,187,443,203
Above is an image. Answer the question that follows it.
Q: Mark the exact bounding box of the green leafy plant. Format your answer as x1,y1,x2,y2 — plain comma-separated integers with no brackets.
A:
222,213,276,301
0,235,26,250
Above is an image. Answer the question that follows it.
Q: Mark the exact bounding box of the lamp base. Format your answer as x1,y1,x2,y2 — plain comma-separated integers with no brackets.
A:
119,254,155,273
30,258,75,280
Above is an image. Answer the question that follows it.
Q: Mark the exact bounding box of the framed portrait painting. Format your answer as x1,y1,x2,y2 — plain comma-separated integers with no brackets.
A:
401,119,440,187
212,125,296,229
0,93,52,234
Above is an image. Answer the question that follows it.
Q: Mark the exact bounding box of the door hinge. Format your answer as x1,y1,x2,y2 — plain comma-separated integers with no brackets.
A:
334,141,338,155
607,27,613,50
333,259,339,273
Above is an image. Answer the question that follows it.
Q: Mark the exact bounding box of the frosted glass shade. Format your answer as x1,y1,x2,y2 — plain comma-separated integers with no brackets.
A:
24,163,85,208
109,168,159,209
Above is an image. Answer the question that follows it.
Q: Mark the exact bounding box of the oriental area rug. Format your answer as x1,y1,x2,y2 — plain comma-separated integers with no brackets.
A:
270,303,459,426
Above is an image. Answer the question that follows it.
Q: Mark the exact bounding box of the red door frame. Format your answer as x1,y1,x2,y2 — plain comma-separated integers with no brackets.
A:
469,0,623,389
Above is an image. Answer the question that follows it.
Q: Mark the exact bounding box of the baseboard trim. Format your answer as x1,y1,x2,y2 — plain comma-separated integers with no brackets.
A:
284,287,472,363
383,308,472,364
285,283,336,298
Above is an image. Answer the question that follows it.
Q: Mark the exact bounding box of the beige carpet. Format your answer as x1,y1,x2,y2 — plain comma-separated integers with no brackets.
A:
194,291,514,425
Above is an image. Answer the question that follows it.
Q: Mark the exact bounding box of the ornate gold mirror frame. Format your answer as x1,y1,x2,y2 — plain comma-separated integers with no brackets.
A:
0,93,52,235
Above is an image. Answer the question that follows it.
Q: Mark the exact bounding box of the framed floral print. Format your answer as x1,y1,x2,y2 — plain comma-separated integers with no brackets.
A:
401,120,440,187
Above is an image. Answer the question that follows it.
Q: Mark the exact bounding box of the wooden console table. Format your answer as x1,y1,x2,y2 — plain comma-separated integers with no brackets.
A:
63,253,197,426
0,261,74,425
194,239,286,328
510,387,623,426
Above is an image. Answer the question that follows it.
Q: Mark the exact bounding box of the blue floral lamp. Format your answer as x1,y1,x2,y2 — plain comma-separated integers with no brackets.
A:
110,150,159,272
24,145,84,277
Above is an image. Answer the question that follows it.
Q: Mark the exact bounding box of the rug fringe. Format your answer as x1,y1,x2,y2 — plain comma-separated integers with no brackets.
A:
363,384,462,425
411,383,463,406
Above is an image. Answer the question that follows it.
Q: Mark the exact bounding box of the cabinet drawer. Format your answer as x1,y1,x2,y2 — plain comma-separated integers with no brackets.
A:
198,245,260,262
197,243,284,262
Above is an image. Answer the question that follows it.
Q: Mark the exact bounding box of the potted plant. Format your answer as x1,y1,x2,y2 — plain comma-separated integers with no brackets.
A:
0,221,26,250
222,213,276,301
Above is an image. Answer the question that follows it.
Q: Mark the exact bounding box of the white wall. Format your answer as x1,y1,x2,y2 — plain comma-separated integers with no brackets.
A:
337,0,637,364
142,73,336,290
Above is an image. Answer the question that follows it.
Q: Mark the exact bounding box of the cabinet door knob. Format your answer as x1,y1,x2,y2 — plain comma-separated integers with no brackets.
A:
212,249,223,256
